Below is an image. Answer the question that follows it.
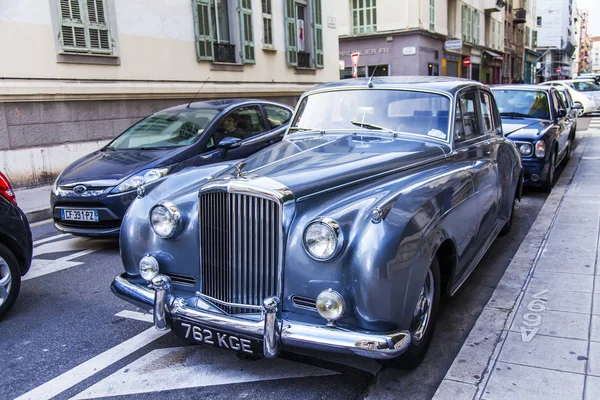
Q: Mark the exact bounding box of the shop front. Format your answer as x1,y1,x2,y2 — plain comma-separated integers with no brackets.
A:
482,50,504,84
524,51,538,83
338,33,445,78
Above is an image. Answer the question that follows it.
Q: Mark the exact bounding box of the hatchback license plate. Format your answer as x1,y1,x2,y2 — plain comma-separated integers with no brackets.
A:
60,209,99,222
172,319,262,356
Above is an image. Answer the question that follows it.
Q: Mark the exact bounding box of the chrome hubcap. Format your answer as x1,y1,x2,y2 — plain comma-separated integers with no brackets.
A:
411,269,434,343
0,257,12,307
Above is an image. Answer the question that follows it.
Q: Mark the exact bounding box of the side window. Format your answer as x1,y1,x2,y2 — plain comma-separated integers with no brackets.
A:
205,106,265,151
479,91,496,133
264,105,292,129
456,91,481,141
550,91,560,117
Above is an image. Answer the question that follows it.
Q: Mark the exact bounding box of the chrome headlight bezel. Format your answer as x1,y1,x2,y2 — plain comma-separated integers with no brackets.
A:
149,200,182,239
112,168,170,194
302,217,344,261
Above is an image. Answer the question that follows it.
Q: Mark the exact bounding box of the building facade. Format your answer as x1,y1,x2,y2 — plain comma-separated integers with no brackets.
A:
574,8,591,75
0,0,340,186
523,0,539,83
336,0,505,84
535,0,577,81
591,37,600,74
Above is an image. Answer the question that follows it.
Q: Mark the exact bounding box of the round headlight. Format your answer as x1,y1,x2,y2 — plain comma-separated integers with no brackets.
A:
303,218,343,260
316,289,345,322
519,143,533,156
150,201,181,238
139,254,159,281
535,140,546,158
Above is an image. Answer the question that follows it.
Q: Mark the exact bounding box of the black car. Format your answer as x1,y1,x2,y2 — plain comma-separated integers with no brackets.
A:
51,99,294,237
0,172,33,319
492,85,574,192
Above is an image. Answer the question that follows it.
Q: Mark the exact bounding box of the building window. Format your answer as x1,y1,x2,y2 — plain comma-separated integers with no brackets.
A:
284,0,324,68
192,0,255,64
491,20,496,49
462,5,479,44
58,0,113,54
351,0,376,35
429,0,435,31
537,16,542,26
526,26,530,47
262,0,273,48
532,30,538,47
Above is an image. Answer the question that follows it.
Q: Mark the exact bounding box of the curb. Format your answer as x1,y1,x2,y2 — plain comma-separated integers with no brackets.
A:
431,132,589,400
25,208,52,224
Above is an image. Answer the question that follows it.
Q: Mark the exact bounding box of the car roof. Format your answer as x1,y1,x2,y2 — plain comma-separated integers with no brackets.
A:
305,76,487,96
492,84,552,92
161,98,291,113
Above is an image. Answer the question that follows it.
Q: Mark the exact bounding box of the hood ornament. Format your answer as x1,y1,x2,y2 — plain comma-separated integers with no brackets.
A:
234,161,247,178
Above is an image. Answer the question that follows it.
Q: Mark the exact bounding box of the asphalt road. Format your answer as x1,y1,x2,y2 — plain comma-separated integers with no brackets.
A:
4,130,587,399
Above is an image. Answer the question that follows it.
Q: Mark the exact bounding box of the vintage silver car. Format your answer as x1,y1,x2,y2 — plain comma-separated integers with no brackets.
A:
112,77,523,368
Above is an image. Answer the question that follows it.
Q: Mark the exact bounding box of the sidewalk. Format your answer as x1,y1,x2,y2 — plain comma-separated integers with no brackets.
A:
433,130,600,400
15,185,53,223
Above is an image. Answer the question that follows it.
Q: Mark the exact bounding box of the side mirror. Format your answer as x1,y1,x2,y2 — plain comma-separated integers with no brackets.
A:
573,103,583,110
217,136,241,156
557,109,567,119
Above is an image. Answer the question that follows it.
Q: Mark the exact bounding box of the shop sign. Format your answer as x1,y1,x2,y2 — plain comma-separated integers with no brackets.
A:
444,39,463,51
339,48,390,57
327,16,336,28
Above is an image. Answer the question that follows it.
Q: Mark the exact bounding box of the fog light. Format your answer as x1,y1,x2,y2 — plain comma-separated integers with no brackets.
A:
139,254,159,281
531,174,540,182
316,289,345,323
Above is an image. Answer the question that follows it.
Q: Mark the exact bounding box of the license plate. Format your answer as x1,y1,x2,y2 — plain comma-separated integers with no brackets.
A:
172,319,262,356
60,209,99,222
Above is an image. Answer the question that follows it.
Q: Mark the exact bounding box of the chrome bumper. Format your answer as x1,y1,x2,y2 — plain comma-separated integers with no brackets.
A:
111,273,411,360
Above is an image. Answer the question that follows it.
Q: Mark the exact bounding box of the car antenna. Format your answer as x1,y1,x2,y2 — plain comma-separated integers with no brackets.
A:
367,53,384,88
187,76,210,108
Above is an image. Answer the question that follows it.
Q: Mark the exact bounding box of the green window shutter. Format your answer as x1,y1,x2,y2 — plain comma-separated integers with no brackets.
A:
59,0,88,51
312,0,323,68
284,0,297,66
86,0,111,52
461,5,467,42
192,0,214,61
474,10,479,45
239,0,255,63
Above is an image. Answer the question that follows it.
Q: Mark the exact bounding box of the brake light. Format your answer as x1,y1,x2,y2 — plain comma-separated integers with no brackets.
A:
0,172,17,205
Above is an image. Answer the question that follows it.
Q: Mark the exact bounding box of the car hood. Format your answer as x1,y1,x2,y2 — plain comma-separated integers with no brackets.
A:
217,133,448,200
502,118,552,140
58,148,181,187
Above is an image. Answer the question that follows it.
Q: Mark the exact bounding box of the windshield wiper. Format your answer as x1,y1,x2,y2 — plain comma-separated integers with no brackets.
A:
350,120,395,133
500,112,532,118
288,127,324,133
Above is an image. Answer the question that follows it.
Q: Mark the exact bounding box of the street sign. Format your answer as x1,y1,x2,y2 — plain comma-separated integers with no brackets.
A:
351,52,360,78
463,57,471,67
444,39,463,51
556,67,561,73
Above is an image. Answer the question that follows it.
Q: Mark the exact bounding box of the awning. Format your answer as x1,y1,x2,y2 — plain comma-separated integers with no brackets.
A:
484,50,504,60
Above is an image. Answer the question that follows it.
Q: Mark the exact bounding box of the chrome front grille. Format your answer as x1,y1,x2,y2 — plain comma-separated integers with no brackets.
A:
199,191,281,314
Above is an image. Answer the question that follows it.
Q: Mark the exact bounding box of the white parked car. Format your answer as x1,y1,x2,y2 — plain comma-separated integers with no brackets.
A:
540,80,600,115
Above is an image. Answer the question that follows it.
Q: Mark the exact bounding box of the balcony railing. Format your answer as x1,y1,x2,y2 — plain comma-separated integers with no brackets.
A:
514,8,527,24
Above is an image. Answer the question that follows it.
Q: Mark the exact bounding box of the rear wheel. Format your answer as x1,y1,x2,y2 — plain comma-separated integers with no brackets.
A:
542,151,556,193
0,243,21,320
378,258,440,370
499,194,516,237
562,141,572,166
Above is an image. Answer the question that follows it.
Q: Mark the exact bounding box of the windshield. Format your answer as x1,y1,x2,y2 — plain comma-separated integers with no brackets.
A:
290,89,451,141
567,81,600,92
493,90,551,120
110,108,220,149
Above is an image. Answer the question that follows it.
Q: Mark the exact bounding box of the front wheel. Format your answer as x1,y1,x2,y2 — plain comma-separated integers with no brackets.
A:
378,258,440,370
542,151,556,193
499,194,516,237
0,243,22,320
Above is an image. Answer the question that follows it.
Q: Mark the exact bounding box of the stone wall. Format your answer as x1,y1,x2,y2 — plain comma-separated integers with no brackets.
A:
0,95,298,187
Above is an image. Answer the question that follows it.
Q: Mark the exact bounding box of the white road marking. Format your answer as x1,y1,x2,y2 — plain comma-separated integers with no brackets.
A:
71,346,338,399
33,233,71,247
115,310,154,323
14,327,168,400
24,237,112,280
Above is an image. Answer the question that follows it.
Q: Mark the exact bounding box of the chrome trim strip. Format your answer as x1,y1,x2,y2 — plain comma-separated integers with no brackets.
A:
112,274,412,360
